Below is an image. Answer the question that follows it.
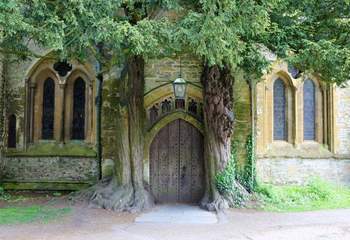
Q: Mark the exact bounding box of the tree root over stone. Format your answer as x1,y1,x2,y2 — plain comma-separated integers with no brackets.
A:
71,178,154,213
200,181,250,212
200,193,229,212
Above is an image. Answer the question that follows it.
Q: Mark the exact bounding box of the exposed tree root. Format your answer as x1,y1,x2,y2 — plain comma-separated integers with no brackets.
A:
71,178,154,212
200,193,229,212
200,181,250,212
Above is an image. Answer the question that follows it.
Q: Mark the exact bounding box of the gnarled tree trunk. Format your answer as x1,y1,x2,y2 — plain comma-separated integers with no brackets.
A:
127,55,154,210
74,56,153,212
200,63,248,211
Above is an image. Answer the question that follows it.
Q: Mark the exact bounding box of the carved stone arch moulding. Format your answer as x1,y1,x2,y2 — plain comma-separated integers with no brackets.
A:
29,66,61,142
144,84,204,128
255,60,335,156
25,56,96,144
299,75,325,144
64,69,95,143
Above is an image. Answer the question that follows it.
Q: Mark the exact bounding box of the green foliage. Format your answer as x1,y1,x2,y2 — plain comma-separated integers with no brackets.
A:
0,0,176,65
215,154,236,194
215,143,248,207
2,0,350,85
0,187,11,201
0,206,71,225
265,0,350,85
256,178,350,212
176,0,271,76
237,134,257,192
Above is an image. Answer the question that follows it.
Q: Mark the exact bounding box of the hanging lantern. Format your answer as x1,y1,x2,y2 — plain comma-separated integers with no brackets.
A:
173,78,187,99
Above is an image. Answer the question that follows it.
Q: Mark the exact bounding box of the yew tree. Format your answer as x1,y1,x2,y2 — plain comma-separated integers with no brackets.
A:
0,0,176,212
176,0,350,211
175,0,271,211
1,0,350,212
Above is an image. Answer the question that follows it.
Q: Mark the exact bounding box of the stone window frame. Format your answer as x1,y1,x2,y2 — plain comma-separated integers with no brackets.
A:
273,78,289,141
26,61,95,145
299,77,324,144
268,73,296,145
64,70,94,143
256,61,335,156
30,68,61,142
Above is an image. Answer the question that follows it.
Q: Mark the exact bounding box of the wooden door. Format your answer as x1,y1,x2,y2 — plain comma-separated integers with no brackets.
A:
150,119,204,203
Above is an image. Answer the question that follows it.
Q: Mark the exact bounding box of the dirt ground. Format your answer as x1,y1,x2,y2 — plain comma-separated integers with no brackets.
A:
0,193,349,240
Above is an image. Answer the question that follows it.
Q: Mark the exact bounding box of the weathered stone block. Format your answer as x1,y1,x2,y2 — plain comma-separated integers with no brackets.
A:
257,158,350,186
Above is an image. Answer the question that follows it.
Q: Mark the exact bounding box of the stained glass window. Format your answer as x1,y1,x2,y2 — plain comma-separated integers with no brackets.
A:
72,78,86,140
161,99,172,114
303,79,316,140
175,99,185,109
149,105,159,124
42,78,55,139
273,78,287,140
188,99,198,115
7,114,16,148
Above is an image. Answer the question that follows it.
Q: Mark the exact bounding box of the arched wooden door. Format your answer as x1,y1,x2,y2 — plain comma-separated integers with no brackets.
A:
150,119,204,204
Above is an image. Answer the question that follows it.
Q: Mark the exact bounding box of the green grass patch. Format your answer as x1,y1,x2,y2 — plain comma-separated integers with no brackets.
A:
0,206,71,225
5,142,96,157
256,178,350,212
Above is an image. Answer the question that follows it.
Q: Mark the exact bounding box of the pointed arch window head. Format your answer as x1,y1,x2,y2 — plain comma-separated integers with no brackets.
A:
42,78,55,140
303,79,316,140
273,78,287,141
72,78,86,140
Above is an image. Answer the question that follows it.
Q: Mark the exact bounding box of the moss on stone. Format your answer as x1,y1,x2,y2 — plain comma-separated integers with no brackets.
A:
233,77,252,168
5,142,96,157
1,182,91,191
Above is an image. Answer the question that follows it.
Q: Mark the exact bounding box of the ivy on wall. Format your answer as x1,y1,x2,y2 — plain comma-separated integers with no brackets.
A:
243,133,257,192
214,132,258,207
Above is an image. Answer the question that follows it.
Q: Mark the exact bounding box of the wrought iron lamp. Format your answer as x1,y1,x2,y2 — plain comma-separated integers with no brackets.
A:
172,57,187,99
173,77,187,99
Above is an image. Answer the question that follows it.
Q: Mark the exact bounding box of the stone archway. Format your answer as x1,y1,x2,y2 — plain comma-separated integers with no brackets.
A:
149,119,204,204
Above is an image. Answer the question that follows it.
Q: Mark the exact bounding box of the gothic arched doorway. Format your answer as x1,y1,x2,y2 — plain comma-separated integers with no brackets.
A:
149,119,204,204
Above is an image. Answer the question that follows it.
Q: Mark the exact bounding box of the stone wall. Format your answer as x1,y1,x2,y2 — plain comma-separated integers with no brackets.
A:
257,158,350,186
145,55,202,93
233,72,251,167
1,156,99,189
102,55,203,163
334,86,350,155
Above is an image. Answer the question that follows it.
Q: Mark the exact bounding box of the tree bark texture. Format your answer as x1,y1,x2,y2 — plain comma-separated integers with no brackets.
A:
200,63,237,211
74,56,153,212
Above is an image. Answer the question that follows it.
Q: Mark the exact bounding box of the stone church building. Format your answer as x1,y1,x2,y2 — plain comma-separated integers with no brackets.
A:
0,49,349,199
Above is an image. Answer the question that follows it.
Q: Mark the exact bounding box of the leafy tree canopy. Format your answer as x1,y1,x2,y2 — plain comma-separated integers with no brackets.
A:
176,0,274,78
0,0,176,65
1,0,350,84
265,0,350,84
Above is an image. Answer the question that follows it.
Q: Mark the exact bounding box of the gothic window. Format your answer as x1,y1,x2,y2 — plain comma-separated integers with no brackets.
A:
303,79,316,140
273,78,287,140
72,78,86,140
42,78,55,139
161,99,172,114
149,105,159,124
188,99,198,115
175,99,185,109
7,114,16,148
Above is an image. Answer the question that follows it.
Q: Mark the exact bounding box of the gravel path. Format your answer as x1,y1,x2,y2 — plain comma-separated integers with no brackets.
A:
0,205,349,240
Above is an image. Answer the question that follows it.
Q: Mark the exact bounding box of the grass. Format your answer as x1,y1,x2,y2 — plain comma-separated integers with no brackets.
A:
0,206,71,225
0,188,71,225
256,178,350,212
